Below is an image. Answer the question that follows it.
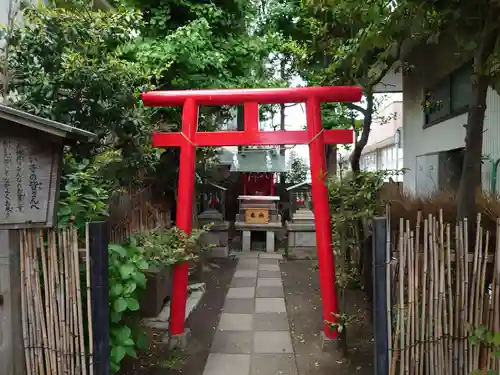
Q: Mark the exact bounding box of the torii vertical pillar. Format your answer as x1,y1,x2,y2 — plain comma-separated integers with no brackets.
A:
142,86,363,346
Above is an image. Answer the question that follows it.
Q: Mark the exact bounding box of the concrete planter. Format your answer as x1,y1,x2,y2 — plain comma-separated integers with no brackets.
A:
140,266,172,318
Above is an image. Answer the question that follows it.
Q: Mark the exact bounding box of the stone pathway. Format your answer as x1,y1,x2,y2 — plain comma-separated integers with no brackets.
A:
202,252,299,375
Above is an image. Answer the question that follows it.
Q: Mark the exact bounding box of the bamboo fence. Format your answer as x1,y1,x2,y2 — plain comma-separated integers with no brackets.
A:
389,212,500,375
20,227,93,375
108,187,171,243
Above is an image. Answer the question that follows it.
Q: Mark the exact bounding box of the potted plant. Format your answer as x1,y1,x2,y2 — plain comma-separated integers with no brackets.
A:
134,227,207,317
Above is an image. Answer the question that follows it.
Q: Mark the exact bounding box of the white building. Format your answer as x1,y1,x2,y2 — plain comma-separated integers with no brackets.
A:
378,37,500,195
360,100,403,181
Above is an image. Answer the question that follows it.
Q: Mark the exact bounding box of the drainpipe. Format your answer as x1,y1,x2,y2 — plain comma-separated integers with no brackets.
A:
394,128,402,147
491,159,500,193
394,128,402,181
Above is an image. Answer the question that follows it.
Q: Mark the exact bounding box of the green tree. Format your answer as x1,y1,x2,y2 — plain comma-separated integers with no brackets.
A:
283,150,308,185
319,0,500,220
1,4,160,184
116,0,283,195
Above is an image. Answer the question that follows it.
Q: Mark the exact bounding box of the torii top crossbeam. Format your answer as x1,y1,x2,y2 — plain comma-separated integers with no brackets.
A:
142,86,360,105
141,85,362,343
143,86,360,147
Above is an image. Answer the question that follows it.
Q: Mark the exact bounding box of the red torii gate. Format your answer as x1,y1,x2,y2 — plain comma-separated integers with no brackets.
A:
141,86,362,341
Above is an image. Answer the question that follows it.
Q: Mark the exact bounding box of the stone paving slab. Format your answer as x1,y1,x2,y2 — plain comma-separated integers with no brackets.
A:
202,252,297,375
231,277,257,287
258,264,280,271
227,287,256,299
211,331,253,354
255,297,287,313
218,313,254,331
259,253,283,259
257,278,282,287
258,258,280,265
254,312,290,331
223,298,255,314
234,269,258,278
250,354,298,375
256,286,285,298
204,353,251,375
258,270,281,278
237,259,259,269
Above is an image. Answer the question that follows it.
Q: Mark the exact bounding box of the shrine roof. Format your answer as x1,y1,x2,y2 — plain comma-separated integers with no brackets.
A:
286,181,312,191
0,104,96,141
228,149,290,173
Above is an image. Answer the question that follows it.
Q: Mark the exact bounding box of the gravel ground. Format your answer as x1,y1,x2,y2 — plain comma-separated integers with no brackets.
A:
280,259,374,375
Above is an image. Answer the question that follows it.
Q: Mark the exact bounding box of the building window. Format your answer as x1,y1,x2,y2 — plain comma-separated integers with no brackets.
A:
451,63,473,112
361,152,377,172
424,61,473,127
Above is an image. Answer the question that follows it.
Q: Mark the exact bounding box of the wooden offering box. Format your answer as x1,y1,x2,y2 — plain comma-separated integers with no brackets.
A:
244,207,269,224
238,195,279,225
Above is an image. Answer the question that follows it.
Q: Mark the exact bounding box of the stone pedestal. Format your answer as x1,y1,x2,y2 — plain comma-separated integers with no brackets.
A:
235,195,283,253
266,231,275,253
198,209,230,258
242,231,251,252
286,208,316,252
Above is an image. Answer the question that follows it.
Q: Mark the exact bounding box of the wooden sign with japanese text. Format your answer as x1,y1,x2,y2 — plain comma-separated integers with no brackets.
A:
0,131,62,228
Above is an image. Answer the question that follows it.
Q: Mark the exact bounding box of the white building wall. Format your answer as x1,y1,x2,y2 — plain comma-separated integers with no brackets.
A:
0,0,12,28
368,101,403,146
402,39,500,194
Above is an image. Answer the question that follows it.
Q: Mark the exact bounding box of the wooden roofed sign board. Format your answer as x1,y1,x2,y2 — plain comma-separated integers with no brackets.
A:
0,104,95,229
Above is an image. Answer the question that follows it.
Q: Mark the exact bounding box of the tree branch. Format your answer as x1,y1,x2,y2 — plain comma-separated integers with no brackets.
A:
366,40,404,90
345,102,367,115
350,91,374,173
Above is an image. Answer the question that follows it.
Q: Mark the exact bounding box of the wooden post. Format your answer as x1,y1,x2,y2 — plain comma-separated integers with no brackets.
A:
373,217,390,375
0,230,25,375
89,222,109,375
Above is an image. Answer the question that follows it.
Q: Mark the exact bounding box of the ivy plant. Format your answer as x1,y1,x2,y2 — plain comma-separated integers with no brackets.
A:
108,227,207,373
108,239,150,373
57,154,115,231
469,325,500,375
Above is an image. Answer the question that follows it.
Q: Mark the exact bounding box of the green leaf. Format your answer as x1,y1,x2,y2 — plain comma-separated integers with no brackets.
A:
123,281,137,295
136,260,149,270
111,346,127,363
492,332,500,346
123,338,135,346
110,283,124,297
113,298,128,313
129,236,138,247
109,244,127,257
110,360,121,374
114,326,132,341
125,345,138,358
126,297,140,311
110,311,122,323
119,264,135,279
133,271,147,288
136,332,148,350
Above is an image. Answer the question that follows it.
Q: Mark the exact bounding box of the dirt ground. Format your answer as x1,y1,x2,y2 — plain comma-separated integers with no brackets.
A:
118,258,237,375
280,259,374,375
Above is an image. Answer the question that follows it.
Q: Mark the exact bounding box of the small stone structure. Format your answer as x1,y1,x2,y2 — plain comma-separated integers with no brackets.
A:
235,195,282,252
197,182,230,257
286,182,316,252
